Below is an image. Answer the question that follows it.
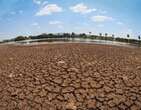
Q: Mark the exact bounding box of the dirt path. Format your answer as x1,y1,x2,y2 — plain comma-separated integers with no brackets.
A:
0,43,141,110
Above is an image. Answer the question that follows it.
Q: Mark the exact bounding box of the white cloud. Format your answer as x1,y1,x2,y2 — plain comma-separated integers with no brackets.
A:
32,22,39,26
10,11,16,15
36,4,63,16
58,25,63,29
33,0,48,6
99,10,107,14
97,24,104,27
42,1,48,6
49,21,63,29
49,21,62,25
33,0,42,5
19,10,23,14
31,22,41,29
91,15,113,22
70,3,96,14
117,21,123,25
10,10,23,15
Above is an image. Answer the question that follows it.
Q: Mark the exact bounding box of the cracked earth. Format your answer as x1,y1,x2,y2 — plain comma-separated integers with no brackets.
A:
0,43,141,110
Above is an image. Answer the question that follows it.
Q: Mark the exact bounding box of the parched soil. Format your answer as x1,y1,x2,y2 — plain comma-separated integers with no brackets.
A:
0,43,141,110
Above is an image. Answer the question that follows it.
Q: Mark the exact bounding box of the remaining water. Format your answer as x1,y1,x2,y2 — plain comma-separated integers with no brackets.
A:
4,38,141,48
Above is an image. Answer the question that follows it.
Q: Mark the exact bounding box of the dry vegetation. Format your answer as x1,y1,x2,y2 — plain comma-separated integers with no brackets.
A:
0,43,141,110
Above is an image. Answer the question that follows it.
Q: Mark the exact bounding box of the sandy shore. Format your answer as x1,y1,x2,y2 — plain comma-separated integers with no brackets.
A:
0,43,141,110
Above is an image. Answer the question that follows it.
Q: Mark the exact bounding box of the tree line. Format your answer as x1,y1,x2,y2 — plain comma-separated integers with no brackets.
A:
1,32,141,45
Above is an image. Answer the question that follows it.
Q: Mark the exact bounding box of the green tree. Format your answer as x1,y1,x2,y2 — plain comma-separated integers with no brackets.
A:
127,34,130,43
105,33,108,37
138,35,141,46
71,32,76,38
80,33,87,38
99,33,102,37
105,33,108,40
89,32,92,36
138,35,141,40
14,36,28,41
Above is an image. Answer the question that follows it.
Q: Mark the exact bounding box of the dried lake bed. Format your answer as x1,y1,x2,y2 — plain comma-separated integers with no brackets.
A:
0,43,141,109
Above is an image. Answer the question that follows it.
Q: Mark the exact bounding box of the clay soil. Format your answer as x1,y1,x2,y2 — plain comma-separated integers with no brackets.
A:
0,43,141,110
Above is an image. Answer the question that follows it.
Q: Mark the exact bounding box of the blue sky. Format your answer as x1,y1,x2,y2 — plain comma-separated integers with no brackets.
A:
0,0,141,40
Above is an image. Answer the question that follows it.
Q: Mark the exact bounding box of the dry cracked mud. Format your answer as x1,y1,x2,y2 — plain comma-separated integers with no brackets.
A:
0,43,141,110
